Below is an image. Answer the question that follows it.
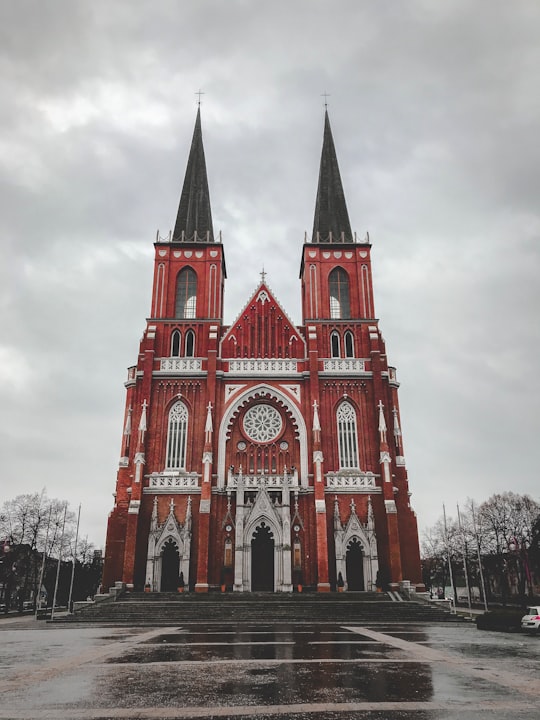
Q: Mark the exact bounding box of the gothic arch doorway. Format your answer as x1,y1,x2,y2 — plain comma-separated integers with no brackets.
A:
251,523,275,591
160,539,180,592
346,538,365,591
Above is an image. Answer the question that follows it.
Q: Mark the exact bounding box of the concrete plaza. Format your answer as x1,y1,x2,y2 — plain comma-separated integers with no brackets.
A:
0,615,539,719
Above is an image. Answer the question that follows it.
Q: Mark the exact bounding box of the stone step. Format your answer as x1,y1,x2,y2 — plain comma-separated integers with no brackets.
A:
121,591,389,602
67,592,458,625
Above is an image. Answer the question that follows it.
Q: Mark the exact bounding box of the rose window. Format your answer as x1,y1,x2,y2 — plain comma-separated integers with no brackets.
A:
243,404,283,443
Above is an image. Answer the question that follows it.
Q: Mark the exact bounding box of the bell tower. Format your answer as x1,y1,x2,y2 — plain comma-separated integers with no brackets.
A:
150,106,226,331
102,107,226,593
300,111,376,330
299,110,422,591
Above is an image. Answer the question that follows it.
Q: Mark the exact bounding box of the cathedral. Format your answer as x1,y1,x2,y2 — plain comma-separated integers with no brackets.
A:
102,108,423,594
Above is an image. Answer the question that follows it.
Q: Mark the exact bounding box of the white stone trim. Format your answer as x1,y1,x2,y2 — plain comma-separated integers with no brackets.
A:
225,384,248,401
145,503,191,591
158,358,203,373
227,359,298,374
280,384,301,401
148,474,199,489
385,500,397,513
229,484,294,592
128,500,140,515
326,473,377,489
334,506,378,592
199,499,211,513
227,473,298,490
322,359,366,372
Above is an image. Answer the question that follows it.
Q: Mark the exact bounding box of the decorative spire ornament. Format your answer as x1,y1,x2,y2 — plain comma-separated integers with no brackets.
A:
378,400,387,443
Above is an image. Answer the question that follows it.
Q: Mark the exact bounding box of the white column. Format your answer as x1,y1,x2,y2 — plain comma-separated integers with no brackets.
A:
281,480,293,592
233,484,245,592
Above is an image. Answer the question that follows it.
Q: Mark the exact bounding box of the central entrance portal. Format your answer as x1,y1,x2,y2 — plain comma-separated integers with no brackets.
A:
346,538,365,591
251,523,275,591
161,539,180,592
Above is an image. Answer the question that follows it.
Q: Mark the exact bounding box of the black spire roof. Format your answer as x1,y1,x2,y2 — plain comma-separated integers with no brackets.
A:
312,111,353,243
173,107,214,242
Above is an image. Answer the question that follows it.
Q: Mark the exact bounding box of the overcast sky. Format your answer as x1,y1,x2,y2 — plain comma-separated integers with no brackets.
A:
1,1,539,551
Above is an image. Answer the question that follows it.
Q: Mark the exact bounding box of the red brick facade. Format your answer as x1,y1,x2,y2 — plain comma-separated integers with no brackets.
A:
102,110,423,593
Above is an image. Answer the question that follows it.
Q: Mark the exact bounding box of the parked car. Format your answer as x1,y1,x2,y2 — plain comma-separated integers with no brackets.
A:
521,606,540,632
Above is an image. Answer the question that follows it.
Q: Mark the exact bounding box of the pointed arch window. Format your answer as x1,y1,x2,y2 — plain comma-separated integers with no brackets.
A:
337,401,360,469
330,331,341,358
184,329,195,357
344,331,354,358
171,330,181,357
165,401,188,469
329,268,350,319
175,268,197,319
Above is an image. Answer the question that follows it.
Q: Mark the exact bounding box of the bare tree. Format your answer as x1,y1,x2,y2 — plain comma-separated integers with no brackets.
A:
477,492,539,601
0,492,77,610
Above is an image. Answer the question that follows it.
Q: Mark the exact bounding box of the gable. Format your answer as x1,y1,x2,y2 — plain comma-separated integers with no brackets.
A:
221,283,305,359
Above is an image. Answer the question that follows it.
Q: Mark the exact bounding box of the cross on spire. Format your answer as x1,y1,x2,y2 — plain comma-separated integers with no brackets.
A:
195,89,205,106
260,266,267,282
321,91,330,109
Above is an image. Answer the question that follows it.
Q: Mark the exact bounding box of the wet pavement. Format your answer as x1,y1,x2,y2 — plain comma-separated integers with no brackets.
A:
0,617,539,719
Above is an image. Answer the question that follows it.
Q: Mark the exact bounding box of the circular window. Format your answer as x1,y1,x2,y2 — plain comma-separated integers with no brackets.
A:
237,441,247,451
243,404,283,443
279,440,289,450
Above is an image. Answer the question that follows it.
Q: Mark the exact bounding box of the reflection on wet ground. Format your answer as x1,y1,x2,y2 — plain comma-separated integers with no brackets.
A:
1,620,539,719
121,626,404,662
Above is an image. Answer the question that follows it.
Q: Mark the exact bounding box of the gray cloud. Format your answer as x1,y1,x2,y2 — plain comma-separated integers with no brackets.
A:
1,0,539,546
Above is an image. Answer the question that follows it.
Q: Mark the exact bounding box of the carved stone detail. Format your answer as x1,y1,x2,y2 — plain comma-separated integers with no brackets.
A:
243,404,282,442
326,473,377,489
228,359,298,374
148,475,199,488
322,359,366,372
159,358,203,372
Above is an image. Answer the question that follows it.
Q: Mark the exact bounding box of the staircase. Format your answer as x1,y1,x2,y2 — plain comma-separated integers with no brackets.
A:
66,591,460,625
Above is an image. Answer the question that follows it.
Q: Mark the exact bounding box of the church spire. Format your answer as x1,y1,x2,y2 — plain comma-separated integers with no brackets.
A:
173,107,214,242
312,111,353,244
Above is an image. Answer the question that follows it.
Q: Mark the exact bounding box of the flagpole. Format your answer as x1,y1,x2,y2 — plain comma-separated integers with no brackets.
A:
457,503,473,619
51,503,67,620
67,504,81,613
